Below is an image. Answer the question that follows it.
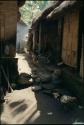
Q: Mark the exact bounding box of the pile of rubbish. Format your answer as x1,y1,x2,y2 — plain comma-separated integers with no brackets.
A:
13,67,80,111
30,68,79,111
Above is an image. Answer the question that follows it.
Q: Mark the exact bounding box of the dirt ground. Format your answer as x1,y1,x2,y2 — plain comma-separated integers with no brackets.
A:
0,53,84,124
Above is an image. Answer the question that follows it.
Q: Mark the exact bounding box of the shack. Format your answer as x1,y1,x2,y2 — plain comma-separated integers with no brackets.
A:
0,0,26,86
0,0,26,57
27,0,84,104
47,0,84,103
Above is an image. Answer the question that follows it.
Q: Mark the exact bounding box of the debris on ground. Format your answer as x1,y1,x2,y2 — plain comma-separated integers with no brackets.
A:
32,67,38,74
78,105,84,109
42,89,52,96
41,85,79,111
38,55,50,64
38,73,52,83
42,83,56,90
31,67,38,80
31,85,43,92
51,69,62,87
52,88,71,96
60,95,78,111
15,73,33,90
15,53,80,112
31,74,38,80
52,92,61,99
34,77,41,83
17,73,32,85
60,95,77,104
57,62,64,67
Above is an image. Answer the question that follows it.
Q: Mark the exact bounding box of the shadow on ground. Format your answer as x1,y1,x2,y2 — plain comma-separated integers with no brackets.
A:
23,91,84,124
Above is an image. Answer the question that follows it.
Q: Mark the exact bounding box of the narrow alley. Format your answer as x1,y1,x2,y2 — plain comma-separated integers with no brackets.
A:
0,1,84,124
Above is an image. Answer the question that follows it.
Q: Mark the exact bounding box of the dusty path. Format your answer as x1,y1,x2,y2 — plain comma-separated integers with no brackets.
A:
1,87,84,124
0,53,84,124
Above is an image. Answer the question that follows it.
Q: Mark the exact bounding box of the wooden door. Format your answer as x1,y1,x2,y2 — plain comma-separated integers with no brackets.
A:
62,10,79,67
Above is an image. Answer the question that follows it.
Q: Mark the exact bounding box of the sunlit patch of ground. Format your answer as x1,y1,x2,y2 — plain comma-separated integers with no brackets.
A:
1,86,84,124
16,53,32,75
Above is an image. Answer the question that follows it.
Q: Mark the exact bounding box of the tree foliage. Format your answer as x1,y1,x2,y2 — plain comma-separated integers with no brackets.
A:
20,0,49,24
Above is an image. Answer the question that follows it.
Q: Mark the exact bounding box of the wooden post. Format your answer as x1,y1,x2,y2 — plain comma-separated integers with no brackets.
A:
32,28,39,53
80,34,84,79
57,19,63,62
38,23,42,55
38,21,52,56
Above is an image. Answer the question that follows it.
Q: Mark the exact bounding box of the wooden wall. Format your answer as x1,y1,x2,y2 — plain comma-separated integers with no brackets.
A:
62,10,79,68
0,1,17,40
0,1,17,57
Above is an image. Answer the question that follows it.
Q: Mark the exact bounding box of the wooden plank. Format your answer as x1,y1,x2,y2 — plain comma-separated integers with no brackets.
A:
71,11,79,50
0,1,17,40
0,1,17,12
62,10,79,67
38,22,47,54
0,15,5,40
71,11,79,66
62,16,69,49
0,1,17,57
5,14,17,40
80,34,84,78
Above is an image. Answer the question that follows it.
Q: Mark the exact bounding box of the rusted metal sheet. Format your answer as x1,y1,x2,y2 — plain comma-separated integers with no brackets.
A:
62,10,79,67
